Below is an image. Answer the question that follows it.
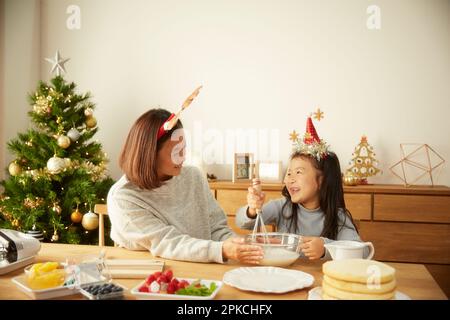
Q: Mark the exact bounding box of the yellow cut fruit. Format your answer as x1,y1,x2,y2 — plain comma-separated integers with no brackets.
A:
38,262,59,273
26,262,66,290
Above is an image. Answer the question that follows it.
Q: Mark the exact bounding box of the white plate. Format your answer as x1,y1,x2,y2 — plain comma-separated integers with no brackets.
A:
308,286,411,300
223,267,314,294
130,278,222,300
12,275,81,300
0,256,36,275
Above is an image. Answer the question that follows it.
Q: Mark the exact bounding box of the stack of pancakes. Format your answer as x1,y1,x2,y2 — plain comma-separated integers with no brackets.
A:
322,259,397,300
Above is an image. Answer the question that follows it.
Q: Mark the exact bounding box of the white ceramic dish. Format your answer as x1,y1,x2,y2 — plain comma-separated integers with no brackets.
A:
223,267,314,293
307,286,411,300
11,274,81,300
0,255,35,275
130,278,222,300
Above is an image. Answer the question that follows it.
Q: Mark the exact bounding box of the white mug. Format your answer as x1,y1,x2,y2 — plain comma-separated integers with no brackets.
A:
324,240,375,260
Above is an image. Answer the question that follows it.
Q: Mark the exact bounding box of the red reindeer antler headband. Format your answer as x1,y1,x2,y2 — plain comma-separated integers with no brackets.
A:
157,86,203,140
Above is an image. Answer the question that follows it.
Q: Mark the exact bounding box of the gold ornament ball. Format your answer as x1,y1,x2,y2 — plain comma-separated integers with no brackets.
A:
57,135,71,149
8,162,22,176
85,116,97,128
64,158,72,169
343,171,359,186
52,204,62,215
84,108,94,117
71,209,83,223
81,211,99,230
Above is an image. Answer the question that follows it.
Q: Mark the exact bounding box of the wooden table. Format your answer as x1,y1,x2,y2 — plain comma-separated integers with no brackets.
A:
0,243,446,300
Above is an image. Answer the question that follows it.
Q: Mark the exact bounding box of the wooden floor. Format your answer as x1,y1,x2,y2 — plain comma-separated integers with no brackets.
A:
426,264,450,298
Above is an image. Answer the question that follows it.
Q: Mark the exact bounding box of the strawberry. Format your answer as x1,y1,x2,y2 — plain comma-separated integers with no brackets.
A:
145,274,156,285
164,269,173,281
157,274,169,283
170,278,179,287
167,282,177,294
178,280,189,289
138,285,149,293
153,271,162,278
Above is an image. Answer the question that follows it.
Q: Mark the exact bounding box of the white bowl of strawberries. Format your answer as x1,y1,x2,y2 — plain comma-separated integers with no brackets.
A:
130,269,222,300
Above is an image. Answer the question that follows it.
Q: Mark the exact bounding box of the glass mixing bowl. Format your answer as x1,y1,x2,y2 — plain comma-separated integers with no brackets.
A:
245,232,302,267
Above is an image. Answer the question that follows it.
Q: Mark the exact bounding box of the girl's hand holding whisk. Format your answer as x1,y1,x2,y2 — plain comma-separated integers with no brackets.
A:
246,186,266,218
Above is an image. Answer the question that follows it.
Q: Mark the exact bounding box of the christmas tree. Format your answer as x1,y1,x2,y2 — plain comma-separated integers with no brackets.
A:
0,51,114,244
346,135,381,184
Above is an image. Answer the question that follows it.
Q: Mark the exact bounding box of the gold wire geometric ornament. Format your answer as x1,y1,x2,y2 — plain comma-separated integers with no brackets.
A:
390,143,445,187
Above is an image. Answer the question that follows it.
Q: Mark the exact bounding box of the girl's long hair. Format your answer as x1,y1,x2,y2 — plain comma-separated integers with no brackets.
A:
281,151,358,239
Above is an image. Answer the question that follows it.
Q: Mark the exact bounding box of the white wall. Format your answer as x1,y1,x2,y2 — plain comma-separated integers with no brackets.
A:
1,0,41,183
3,0,450,186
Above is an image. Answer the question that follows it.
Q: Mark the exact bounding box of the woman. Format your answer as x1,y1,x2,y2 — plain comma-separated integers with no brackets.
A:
107,108,263,264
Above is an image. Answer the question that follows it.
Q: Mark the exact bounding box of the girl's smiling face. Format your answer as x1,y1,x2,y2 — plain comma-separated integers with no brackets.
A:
284,156,322,209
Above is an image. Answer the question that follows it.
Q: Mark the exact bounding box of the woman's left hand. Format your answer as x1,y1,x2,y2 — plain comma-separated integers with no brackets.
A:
299,236,325,260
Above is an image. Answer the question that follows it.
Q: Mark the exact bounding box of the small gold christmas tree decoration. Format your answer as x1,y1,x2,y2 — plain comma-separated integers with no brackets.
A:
346,136,381,184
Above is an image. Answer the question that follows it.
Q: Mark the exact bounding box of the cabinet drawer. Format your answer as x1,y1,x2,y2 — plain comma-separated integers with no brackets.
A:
374,195,450,223
344,194,372,220
359,221,450,264
227,216,275,235
217,190,282,216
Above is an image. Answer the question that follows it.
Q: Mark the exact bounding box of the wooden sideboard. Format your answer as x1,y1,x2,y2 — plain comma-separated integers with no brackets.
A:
209,181,450,297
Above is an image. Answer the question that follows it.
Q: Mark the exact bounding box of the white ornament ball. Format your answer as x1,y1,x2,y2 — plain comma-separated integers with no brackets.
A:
47,156,66,174
8,162,22,176
82,211,99,231
84,108,94,117
67,128,81,141
51,233,59,242
57,135,71,149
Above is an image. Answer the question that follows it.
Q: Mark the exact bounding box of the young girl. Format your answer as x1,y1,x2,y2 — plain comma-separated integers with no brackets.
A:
107,107,263,264
236,119,367,260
